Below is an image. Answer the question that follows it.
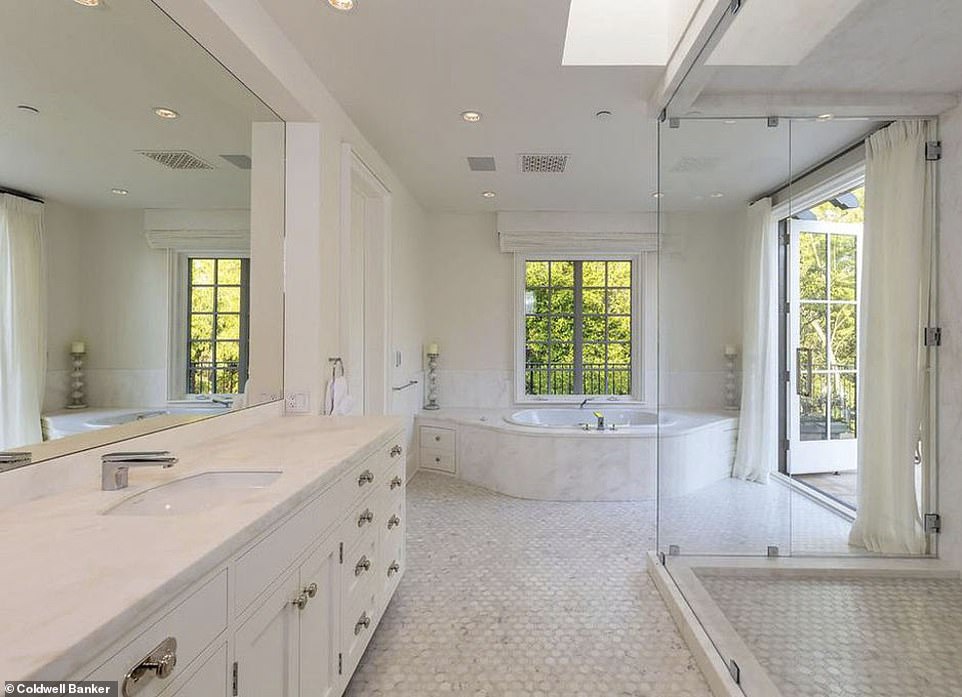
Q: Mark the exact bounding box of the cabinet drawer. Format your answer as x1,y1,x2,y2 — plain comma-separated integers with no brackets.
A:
381,454,405,503
86,571,228,697
341,600,377,679
420,447,456,474
420,425,455,452
381,536,404,600
380,496,404,550
341,489,380,553
158,643,227,697
234,454,378,613
342,526,378,614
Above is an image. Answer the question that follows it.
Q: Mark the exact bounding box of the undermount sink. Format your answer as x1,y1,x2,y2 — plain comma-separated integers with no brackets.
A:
104,471,282,516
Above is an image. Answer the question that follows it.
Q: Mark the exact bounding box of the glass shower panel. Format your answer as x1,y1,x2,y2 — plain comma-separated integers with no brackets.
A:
657,117,792,557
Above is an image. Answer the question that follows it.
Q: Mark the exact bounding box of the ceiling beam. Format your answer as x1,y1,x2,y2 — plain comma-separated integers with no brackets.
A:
688,91,960,118
649,0,737,118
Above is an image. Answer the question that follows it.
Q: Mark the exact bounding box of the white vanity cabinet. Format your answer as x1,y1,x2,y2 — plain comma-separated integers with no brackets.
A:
80,429,406,697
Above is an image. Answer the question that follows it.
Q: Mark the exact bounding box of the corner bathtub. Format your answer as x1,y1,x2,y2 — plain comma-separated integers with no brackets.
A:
417,407,737,502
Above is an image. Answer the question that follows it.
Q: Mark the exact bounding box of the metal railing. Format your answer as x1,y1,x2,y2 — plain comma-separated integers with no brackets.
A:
187,361,241,395
525,362,631,396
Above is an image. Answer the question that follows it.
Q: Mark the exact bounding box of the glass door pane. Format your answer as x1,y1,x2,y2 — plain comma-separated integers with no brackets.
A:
657,117,792,557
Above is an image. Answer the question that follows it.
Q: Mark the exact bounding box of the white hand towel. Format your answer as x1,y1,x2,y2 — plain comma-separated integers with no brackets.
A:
327,376,356,415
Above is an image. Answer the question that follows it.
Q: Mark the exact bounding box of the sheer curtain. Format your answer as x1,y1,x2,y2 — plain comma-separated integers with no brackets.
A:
0,194,46,450
732,198,778,483
848,121,931,554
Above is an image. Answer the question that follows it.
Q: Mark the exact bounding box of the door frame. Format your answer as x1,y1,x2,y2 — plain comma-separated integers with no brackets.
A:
338,144,392,416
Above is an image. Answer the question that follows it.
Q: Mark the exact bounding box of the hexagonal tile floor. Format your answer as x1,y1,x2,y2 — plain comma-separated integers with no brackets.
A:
698,573,962,697
345,471,711,697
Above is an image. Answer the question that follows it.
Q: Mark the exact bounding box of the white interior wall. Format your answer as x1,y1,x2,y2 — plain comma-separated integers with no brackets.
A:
421,210,744,410
937,103,962,568
43,204,167,412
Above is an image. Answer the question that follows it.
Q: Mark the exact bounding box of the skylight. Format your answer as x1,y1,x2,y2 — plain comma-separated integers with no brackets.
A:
562,0,699,66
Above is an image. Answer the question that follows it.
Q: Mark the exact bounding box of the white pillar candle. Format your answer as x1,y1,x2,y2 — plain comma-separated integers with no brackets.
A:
428,343,440,355
71,341,86,354
724,344,737,357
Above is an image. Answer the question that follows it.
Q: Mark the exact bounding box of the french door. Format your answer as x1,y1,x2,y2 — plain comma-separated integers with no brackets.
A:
786,220,862,475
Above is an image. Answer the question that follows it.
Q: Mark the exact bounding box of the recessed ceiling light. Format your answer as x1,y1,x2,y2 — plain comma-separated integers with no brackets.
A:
73,0,101,6
816,113,835,121
328,0,355,11
481,191,496,199
17,104,40,115
111,188,128,196
153,107,179,119
651,192,664,199
461,111,482,123
709,192,725,199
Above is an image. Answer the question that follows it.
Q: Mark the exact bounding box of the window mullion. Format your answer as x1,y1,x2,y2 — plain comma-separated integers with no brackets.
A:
573,262,584,394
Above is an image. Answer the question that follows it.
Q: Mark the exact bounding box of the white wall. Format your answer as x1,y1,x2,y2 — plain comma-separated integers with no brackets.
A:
937,104,962,568
419,210,744,409
44,203,167,411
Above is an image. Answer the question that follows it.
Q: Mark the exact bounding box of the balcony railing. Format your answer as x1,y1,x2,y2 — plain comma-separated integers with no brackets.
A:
187,361,241,395
525,362,631,396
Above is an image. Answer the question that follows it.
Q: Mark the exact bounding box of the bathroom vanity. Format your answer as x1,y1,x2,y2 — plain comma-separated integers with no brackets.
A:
0,415,406,697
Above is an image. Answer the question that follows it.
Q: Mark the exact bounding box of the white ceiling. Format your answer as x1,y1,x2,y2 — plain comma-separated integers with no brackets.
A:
704,0,962,95
259,0,960,215
260,0,665,213
0,0,278,211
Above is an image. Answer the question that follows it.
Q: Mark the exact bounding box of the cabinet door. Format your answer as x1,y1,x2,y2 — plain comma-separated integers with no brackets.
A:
161,643,228,697
234,571,299,697
298,538,340,697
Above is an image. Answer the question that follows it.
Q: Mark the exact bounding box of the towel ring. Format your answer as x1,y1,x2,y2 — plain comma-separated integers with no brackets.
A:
328,356,345,379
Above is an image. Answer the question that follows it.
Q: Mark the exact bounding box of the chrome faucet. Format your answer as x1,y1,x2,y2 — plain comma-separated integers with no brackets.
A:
593,411,605,431
101,451,178,491
210,396,233,408
579,398,591,409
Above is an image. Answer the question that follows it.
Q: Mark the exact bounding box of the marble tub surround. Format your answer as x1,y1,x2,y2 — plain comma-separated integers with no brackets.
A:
416,408,737,501
0,413,403,680
434,370,514,408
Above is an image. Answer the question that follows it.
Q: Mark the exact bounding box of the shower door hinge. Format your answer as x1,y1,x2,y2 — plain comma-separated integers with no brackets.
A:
782,438,790,452
767,116,780,128
924,327,942,347
767,545,780,558
339,541,344,563
338,652,343,675
728,658,741,684
924,513,942,534
926,141,942,161
668,544,681,556
232,661,238,696
729,0,742,14
658,551,667,566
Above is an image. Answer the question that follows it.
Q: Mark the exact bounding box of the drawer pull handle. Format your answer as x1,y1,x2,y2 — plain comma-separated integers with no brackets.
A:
293,592,310,610
358,470,374,486
355,555,372,576
388,561,400,578
390,475,403,490
390,445,403,458
123,637,177,697
388,514,401,530
357,509,374,527
435,457,441,463
434,435,441,442
354,612,371,635
306,582,318,598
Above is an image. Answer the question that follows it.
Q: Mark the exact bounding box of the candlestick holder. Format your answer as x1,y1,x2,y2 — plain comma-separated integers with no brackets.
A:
424,352,440,410
66,351,88,409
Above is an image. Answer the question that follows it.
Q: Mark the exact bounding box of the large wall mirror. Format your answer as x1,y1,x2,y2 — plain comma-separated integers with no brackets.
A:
0,0,285,468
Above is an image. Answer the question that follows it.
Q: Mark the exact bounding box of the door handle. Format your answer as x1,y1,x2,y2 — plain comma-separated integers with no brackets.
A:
796,347,813,397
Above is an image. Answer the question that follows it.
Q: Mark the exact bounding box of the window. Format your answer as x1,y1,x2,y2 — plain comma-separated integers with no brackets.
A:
186,257,250,395
521,258,636,398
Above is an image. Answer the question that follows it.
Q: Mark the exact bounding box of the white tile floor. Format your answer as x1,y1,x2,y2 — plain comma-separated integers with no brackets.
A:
697,572,962,697
345,471,711,697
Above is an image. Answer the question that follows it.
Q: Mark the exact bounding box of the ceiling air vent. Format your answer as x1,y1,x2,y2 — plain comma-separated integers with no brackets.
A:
467,156,496,172
220,154,252,170
138,150,214,170
519,153,569,174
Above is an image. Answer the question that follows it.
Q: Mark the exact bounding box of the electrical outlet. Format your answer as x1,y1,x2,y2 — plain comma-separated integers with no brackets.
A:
286,392,310,413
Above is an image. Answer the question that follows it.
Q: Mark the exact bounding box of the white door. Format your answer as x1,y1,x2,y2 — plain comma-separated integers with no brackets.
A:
788,220,861,474
298,538,341,697
346,187,367,414
234,571,299,697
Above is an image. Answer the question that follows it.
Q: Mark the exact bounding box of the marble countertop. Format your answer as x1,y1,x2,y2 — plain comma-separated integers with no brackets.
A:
417,407,737,437
0,415,402,680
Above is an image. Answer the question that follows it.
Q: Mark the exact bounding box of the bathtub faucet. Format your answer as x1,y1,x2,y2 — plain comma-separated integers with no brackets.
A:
579,398,591,409
593,411,605,431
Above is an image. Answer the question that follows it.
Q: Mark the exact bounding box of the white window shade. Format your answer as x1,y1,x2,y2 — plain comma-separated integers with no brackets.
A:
144,209,250,253
498,211,658,253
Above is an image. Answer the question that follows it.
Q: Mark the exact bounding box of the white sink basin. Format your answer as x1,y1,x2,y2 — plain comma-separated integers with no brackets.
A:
104,471,282,516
